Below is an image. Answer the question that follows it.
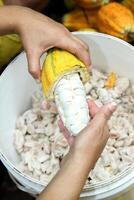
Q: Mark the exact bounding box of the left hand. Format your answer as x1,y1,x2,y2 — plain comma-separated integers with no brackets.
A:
37,100,116,200
58,100,101,146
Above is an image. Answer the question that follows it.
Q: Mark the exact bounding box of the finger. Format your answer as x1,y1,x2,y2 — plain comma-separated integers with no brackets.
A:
58,119,69,138
71,35,89,51
87,99,100,117
71,36,93,70
27,51,41,79
58,119,74,146
58,36,91,69
90,102,117,128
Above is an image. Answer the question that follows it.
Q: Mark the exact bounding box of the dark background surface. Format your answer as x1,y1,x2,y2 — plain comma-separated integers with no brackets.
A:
0,162,34,200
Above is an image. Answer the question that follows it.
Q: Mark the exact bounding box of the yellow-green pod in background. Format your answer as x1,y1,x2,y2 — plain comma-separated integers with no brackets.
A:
0,0,22,69
0,34,22,68
0,0,3,6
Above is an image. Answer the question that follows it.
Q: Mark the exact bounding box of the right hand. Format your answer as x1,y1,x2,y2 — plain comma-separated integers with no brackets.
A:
0,6,91,78
14,6,91,78
59,100,116,168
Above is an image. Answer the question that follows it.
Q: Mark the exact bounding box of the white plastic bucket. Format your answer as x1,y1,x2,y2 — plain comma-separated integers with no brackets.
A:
0,32,134,199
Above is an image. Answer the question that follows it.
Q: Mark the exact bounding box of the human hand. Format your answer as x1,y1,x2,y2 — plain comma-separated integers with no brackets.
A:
14,6,91,78
4,0,48,11
58,100,116,168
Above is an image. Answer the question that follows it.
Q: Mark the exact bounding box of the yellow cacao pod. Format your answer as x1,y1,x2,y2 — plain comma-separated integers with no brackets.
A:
0,34,22,68
122,0,134,13
0,0,3,6
62,8,99,31
84,8,99,29
41,48,89,100
0,0,22,69
74,0,110,9
62,9,90,31
97,2,134,41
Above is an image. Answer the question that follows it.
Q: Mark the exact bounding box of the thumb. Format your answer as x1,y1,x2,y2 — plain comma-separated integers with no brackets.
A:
90,102,117,128
27,51,41,79
58,35,91,69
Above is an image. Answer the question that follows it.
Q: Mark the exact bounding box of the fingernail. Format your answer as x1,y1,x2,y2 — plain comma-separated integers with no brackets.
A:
108,102,117,112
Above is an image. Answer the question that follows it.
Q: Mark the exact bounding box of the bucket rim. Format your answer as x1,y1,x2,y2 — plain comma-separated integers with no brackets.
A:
0,32,134,194
73,31,134,50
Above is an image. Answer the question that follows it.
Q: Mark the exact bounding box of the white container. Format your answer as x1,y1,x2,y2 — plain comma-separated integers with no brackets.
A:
0,32,134,199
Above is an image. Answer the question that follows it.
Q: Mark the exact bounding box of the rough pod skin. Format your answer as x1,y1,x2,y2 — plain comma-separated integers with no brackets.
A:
97,2,134,41
62,8,99,31
62,9,90,31
74,0,110,9
41,48,90,135
122,0,134,13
